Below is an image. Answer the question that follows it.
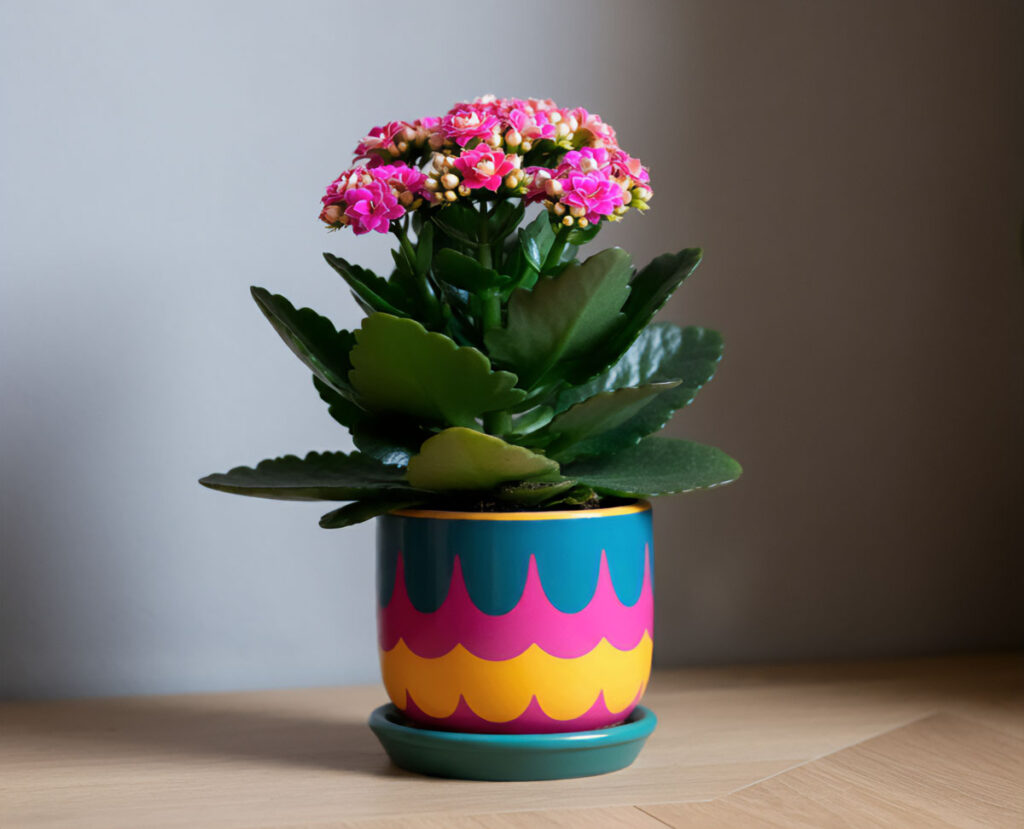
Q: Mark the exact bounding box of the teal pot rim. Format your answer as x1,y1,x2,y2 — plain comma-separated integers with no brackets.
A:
389,498,651,522
368,703,657,780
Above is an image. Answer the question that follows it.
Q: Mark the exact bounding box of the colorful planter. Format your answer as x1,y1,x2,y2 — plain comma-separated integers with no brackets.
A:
375,500,654,734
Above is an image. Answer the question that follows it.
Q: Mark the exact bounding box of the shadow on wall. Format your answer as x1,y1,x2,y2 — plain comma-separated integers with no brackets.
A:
0,335,160,697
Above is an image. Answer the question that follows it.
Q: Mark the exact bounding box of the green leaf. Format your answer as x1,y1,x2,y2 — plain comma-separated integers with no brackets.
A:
434,249,510,292
313,375,365,429
541,381,682,461
488,200,526,240
600,248,703,364
562,223,602,247
518,212,557,272
319,496,424,529
313,375,426,467
563,436,741,497
406,427,559,491
485,247,633,389
415,222,434,277
507,405,555,436
494,478,577,505
547,484,598,507
322,254,407,317
250,287,356,397
349,313,527,427
429,203,480,245
556,323,723,409
549,324,724,459
199,451,419,501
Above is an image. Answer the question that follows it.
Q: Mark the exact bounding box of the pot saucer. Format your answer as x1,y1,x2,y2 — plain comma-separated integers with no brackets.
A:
368,703,656,781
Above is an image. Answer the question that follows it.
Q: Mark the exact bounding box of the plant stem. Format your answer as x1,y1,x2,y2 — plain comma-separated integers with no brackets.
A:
394,223,418,270
541,224,572,272
477,202,492,269
393,223,437,317
482,288,501,332
483,409,511,436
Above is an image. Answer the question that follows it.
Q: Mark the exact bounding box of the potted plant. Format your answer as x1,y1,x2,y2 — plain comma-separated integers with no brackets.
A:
201,95,740,780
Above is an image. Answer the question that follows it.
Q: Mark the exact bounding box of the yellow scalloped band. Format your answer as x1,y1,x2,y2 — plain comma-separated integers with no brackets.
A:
379,633,653,723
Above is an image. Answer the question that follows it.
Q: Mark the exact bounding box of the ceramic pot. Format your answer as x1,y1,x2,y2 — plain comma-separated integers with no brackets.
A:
375,500,653,734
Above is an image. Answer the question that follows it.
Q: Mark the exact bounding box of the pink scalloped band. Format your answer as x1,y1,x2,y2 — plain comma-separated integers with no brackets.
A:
402,685,647,733
379,546,653,660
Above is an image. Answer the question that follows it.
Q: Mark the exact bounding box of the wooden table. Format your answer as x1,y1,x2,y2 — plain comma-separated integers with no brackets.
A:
2,654,1021,828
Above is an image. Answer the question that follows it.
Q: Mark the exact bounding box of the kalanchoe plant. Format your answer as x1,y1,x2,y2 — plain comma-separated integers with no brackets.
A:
200,95,741,528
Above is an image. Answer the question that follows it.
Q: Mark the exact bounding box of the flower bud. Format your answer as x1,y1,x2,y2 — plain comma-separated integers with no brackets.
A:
521,140,533,152
504,173,519,189
320,204,343,224
577,217,589,228
424,177,440,191
441,173,459,190
569,204,585,218
505,129,522,148
444,189,458,202
457,184,471,197
552,202,566,216
544,179,563,197
561,215,573,226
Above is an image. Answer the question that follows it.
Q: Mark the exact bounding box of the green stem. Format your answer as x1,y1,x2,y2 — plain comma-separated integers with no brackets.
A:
541,223,572,272
393,224,437,316
482,288,501,332
394,223,418,270
477,202,492,269
483,410,511,436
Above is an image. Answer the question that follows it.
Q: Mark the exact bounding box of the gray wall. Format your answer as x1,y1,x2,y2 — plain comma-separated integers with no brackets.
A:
1,1,1021,699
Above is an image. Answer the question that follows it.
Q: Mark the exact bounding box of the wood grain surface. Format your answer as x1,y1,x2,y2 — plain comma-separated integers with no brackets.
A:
1,654,1021,828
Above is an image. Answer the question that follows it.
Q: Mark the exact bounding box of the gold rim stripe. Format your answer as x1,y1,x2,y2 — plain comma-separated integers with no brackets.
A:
390,499,651,521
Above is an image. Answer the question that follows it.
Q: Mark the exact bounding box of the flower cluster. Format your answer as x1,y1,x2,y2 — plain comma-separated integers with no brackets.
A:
524,147,652,228
320,163,426,235
320,96,651,233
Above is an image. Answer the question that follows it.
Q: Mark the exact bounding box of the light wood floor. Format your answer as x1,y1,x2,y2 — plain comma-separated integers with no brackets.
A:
1,654,1021,828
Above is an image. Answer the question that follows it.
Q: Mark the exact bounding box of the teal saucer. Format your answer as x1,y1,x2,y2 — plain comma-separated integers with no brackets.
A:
368,704,656,781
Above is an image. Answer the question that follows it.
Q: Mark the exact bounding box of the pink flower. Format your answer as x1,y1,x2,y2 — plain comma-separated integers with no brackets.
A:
610,149,650,188
522,166,552,203
374,163,427,194
560,147,612,173
353,121,412,164
321,167,372,222
572,108,618,148
442,105,501,146
343,179,405,234
452,146,518,192
560,170,626,223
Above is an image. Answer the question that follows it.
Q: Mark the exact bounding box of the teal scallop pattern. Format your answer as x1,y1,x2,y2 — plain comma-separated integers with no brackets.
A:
376,508,652,614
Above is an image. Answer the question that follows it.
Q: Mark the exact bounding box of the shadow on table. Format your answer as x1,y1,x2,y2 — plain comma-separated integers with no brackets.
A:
1,695,410,776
